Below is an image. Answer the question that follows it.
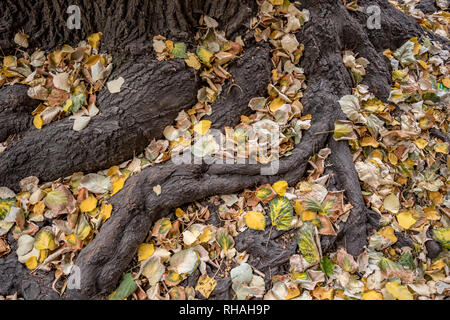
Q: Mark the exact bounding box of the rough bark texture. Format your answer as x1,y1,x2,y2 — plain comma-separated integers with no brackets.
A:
0,0,447,299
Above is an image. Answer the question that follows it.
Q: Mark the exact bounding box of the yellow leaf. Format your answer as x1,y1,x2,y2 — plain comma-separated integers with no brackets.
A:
240,115,250,123
385,282,413,300
75,215,92,240
199,228,212,243
34,229,58,250
429,259,446,271
138,243,155,261
396,211,416,230
196,47,213,64
25,256,38,270
361,290,383,300
269,97,285,112
107,165,120,177
3,55,17,67
165,40,174,52
62,99,72,112
65,233,78,246
272,180,288,196
175,208,186,218
378,226,397,244
33,201,46,215
33,114,43,130
39,249,47,263
301,210,316,221
388,152,398,165
424,206,440,221
184,53,201,70
244,211,266,230
101,204,113,222
361,136,379,148
195,274,217,299
418,60,428,69
286,286,302,300
80,196,97,212
112,177,125,195
88,32,102,49
442,77,450,88
413,138,428,149
383,49,393,60
193,120,211,136
434,143,448,154
270,0,283,5
294,201,304,216
429,191,443,204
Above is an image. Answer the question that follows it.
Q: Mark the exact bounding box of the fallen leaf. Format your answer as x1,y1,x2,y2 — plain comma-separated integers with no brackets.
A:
107,77,125,94
244,211,266,230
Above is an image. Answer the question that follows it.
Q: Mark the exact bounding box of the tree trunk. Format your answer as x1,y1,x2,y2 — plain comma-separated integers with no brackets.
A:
0,0,448,299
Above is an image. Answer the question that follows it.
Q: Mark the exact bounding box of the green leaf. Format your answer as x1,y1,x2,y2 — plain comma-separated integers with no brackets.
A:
297,223,320,265
305,198,334,216
0,198,15,220
433,227,450,249
196,46,213,64
172,42,189,59
109,273,137,300
396,252,415,270
216,228,234,250
45,190,67,206
320,256,334,277
333,120,356,141
269,196,293,231
255,184,276,203
71,86,86,113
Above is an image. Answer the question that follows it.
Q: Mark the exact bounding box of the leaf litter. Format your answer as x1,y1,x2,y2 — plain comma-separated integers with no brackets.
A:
1,1,449,301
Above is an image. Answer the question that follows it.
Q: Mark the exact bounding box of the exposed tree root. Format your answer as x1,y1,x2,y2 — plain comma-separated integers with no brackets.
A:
0,0,448,299
0,58,198,190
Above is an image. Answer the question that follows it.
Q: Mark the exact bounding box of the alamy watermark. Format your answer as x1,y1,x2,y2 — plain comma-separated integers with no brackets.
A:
67,5,81,30
170,126,281,175
366,5,381,30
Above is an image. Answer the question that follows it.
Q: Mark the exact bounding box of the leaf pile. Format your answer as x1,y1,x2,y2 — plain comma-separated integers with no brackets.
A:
390,0,449,39
1,32,112,131
110,146,353,300
146,2,312,166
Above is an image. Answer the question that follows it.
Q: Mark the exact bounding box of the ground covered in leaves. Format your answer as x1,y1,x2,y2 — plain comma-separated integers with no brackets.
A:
0,0,449,300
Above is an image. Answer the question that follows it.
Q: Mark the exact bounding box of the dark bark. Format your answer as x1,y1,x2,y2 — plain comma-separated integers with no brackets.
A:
0,0,447,299
0,0,257,56
0,85,39,142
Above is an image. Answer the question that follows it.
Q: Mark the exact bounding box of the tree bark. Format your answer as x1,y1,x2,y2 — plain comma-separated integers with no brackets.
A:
0,0,448,299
